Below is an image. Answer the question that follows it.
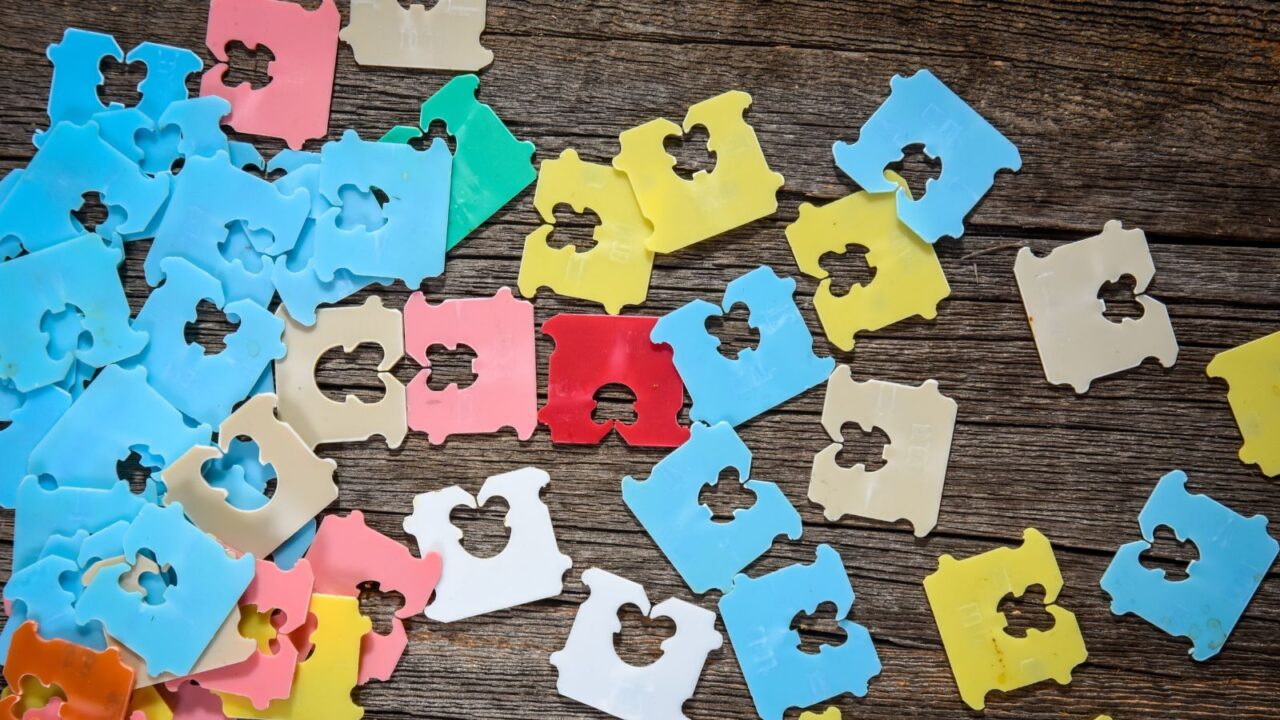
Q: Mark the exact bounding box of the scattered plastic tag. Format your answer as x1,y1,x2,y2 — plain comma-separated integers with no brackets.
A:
11,478,145,574
382,74,536,251
2,553,106,659
1206,330,1280,477
161,393,339,558
540,314,688,447
342,0,493,71
623,422,800,593
0,621,134,720
75,503,256,678
275,296,407,448
218,593,371,720
1014,220,1178,393
201,0,340,149
129,257,286,427
0,386,71,508
313,130,451,288
518,149,655,314
1100,470,1278,660
614,90,783,254
833,69,1021,243
305,511,442,684
923,528,1087,710
28,364,212,494
809,366,957,536
404,288,537,444
652,265,833,427
404,467,572,622
185,559,316,709
0,234,148,392
800,710,840,720
551,568,722,720
785,174,949,351
719,544,881,720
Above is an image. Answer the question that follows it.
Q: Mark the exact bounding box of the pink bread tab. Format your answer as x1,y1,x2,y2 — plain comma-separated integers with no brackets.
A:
304,511,442,684
180,559,316,710
200,0,339,149
163,679,230,720
405,287,539,444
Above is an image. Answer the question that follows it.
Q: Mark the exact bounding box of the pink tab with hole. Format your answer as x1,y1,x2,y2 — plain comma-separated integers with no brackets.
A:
162,680,228,720
304,511,442,684
405,287,538,444
179,559,315,710
201,0,339,149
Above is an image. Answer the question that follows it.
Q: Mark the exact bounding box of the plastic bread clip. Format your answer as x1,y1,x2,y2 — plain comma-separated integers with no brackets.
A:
404,467,572,622
833,69,1021,244
0,386,71,508
518,149,655,314
1014,220,1177,393
0,235,149,392
623,422,801,593
201,0,340,149
0,621,134,720
404,288,537,444
218,594,371,720
341,0,493,71
305,511,442,683
129,257,286,427
1206,330,1280,476
613,90,783,254
161,393,339,558
1100,470,1278,660
799,710,841,720
784,174,950,351
719,545,881,720
540,314,688,447
11,478,146,574
809,366,957,536
923,528,1087,710
652,266,834,427
74,503,256,678
185,559,316,709
550,568,722,720
275,297,407,448
381,74,536,251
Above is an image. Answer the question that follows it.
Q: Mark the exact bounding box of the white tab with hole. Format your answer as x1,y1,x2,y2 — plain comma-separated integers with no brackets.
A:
341,0,493,71
550,568,722,720
1014,220,1178,393
809,366,956,536
274,296,407,449
403,466,572,622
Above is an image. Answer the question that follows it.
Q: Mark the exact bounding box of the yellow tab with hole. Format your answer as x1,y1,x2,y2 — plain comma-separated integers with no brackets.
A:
517,149,655,314
800,709,841,720
786,173,949,351
1206,330,1280,477
922,528,1087,710
219,594,371,720
129,686,174,720
613,90,784,254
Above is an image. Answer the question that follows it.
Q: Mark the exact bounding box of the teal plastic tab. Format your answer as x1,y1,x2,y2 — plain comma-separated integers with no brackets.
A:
623,422,802,593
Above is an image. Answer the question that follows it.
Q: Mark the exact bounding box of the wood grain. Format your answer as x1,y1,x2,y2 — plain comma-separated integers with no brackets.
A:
1,1,1278,718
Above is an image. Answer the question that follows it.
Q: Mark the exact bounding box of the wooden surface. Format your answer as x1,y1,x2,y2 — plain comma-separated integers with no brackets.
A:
1,1,1279,718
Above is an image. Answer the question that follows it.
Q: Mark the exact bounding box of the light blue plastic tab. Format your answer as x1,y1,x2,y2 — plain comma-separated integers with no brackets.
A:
313,129,451,288
622,422,802,593
40,28,124,145
1100,470,1279,661
147,151,310,306
12,477,146,573
134,95,234,176
28,365,212,492
203,438,315,570
652,266,833,427
0,121,170,253
0,234,148,392
0,386,72,508
0,554,107,662
129,257,285,427
266,150,390,325
127,41,203,122
719,544,880,720
833,69,1021,244
75,502,256,677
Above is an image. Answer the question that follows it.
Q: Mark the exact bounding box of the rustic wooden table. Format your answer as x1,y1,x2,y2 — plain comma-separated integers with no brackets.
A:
2,1,1278,718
